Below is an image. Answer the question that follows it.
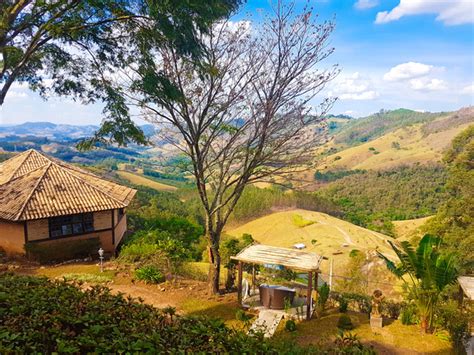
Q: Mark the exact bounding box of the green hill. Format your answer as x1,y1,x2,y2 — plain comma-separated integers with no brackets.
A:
316,107,473,171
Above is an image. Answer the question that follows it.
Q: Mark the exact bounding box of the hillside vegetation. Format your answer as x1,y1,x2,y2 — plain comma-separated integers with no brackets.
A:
316,165,447,235
316,107,473,170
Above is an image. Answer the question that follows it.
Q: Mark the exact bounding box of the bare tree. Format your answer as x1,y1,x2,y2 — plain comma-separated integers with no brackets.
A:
126,1,339,293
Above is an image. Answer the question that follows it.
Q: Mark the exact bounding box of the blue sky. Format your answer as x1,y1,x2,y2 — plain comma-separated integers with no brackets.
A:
1,0,473,125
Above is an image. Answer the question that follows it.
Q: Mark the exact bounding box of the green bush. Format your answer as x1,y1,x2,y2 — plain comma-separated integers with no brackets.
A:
285,319,297,332
62,273,113,284
235,309,251,323
0,273,316,353
436,301,470,352
400,304,418,325
337,314,354,330
339,298,348,313
25,237,100,263
135,265,164,284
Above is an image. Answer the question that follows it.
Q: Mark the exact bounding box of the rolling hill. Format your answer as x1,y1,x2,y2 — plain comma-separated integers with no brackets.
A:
226,209,396,275
316,107,473,171
117,171,177,191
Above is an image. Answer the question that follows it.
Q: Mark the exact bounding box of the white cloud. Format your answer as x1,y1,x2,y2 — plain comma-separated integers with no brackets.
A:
409,78,447,91
354,0,379,10
375,0,473,26
383,62,434,81
461,83,474,95
329,72,380,101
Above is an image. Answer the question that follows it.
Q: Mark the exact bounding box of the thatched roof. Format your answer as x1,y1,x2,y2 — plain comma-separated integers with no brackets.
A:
231,244,323,272
0,149,136,221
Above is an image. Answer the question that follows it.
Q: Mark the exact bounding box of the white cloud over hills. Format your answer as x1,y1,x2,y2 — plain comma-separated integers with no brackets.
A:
329,72,379,100
383,62,434,81
375,0,474,26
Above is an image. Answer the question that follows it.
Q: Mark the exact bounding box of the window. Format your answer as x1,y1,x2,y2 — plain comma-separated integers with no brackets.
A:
49,213,94,238
118,208,125,219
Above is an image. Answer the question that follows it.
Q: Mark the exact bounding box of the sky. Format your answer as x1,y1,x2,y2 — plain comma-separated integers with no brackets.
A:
1,0,473,125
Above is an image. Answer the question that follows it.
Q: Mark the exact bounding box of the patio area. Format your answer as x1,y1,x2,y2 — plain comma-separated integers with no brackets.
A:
231,244,325,321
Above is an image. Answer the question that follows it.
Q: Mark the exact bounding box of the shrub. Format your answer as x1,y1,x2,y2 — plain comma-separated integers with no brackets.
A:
339,297,349,313
436,301,470,352
334,331,376,354
337,314,354,330
381,300,403,319
292,214,315,228
317,283,330,311
285,319,297,332
135,265,165,284
1,273,315,353
25,237,100,263
62,273,113,284
400,304,418,325
235,309,251,323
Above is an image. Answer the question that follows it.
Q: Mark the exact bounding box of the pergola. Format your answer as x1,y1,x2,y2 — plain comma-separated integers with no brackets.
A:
458,276,474,303
231,244,324,320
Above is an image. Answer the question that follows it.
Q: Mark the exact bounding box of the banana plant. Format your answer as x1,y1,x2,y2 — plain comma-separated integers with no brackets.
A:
377,235,458,333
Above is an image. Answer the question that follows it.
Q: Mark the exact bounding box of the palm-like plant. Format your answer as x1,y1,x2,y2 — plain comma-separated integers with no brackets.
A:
378,235,458,333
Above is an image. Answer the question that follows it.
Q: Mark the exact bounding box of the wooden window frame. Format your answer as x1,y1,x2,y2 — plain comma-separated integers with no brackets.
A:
49,213,94,239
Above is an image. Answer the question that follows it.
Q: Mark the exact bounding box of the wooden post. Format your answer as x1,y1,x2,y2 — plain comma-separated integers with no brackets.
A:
237,261,243,305
252,265,256,296
314,272,319,305
307,271,313,320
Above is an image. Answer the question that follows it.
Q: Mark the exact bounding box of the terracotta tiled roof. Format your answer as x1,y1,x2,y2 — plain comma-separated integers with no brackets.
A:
0,150,136,221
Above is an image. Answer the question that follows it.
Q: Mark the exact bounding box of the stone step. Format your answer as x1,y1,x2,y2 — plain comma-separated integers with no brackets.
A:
249,310,284,338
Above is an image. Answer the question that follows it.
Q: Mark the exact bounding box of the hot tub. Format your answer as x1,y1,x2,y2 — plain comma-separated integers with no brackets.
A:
259,284,296,309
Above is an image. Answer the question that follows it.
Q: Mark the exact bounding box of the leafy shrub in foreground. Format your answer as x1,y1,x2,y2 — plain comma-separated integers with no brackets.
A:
0,274,305,353
135,265,164,284
285,319,297,332
337,314,354,330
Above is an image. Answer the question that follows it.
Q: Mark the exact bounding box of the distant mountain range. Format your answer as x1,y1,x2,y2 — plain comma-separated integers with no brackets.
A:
0,122,156,140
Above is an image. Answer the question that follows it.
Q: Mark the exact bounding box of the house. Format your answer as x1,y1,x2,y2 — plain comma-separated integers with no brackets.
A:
0,149,136,259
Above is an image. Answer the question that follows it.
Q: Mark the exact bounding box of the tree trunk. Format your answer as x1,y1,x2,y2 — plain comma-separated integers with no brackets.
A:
420,316,429,333
208,244,221,294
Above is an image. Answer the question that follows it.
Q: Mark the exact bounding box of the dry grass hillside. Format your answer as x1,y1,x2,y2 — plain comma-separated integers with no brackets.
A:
316,107,473,171
226,209,396,275
117,170,177,191
393,216,432,241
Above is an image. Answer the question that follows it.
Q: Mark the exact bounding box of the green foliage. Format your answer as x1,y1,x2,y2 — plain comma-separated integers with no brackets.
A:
339,298,349,313
221,234,254,290
334,332,376,354
232,186,341,222
0,273,313,353
292,214,316,228
235,309,251,323
318,283,330,308
435,301,471,352
119,230,187,277
334,109,446,146
378,235,458,332
62,273,113,284
400,304,418,325
135,265,165,284
337,314,354,330
285,319,297,332
25,238,100,263
318,165,448,235
424,125,474,272
314,169,365,182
